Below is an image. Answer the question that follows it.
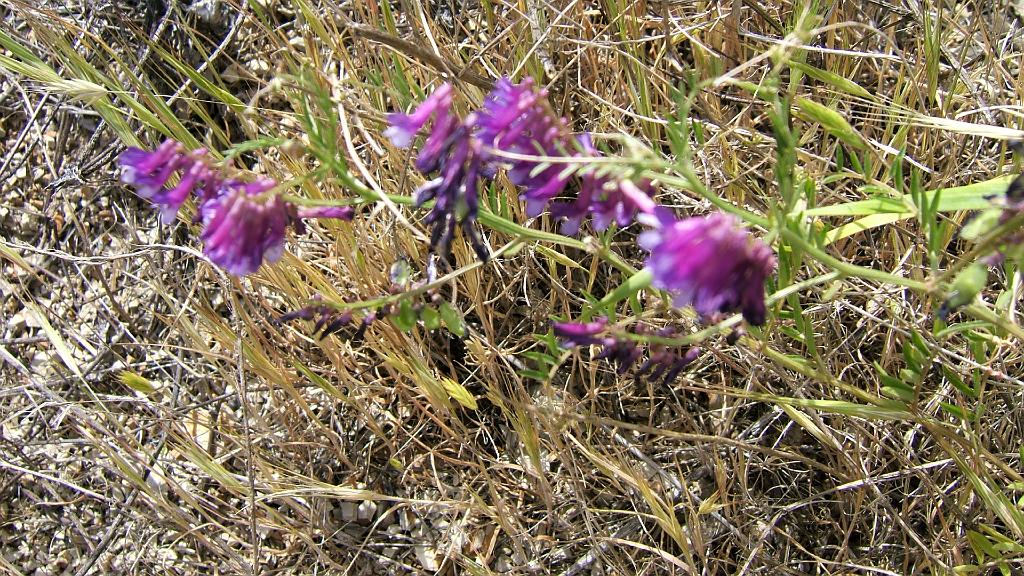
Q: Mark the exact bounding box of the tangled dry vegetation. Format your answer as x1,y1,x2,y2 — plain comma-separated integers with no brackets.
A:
3,0,1024,574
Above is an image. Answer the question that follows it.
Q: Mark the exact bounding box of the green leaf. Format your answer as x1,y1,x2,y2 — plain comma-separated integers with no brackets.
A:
420,306,441,330
961,209,1003,242
806,175,1013,217
535,244,584,270
794,97,865,149
789,61,873,99
393,300,417,332
439,301,466,337
939,402,973,421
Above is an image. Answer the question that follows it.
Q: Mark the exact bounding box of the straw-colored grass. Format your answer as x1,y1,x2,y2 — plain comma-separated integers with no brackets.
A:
2,0,1024,574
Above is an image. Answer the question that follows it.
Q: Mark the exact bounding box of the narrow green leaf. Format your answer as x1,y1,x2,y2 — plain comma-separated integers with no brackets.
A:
795,97,865,149
420,306,441,330
393,300,417,332
439,301,466,337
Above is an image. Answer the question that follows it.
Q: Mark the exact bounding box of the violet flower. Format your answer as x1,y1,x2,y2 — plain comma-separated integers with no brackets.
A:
638,210,776,325
552,317,611,347
385,84,454,149
119,140,219,224
200,178,290,276
387,85,489,261
550,134,656,235
475,78,656,233
476,77,573,216
120,139,355,277
553,318,700,385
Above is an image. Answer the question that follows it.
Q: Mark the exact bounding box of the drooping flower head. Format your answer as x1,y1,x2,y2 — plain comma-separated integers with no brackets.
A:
476,77,574,216
384,83,454,149
119,140,219,223
475,78,656,232
119,139,356,276
386,84,488,261
553,318,700,385
638,210,776,325
549,134,656,235
199,178,290,276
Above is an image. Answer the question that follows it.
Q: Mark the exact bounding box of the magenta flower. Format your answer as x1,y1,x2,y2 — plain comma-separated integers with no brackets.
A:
553,318,700,384
119,139,356,276
549,134,655,235
552,317,612,347
198,179,356,276
386,86,489,261
638,210,776,325
475,78,655,232
119,140,219,224
476,77,574,217
199,178,289,276
384,84,454,149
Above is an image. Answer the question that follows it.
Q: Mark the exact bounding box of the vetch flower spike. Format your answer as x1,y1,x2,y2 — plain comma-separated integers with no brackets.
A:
200,178,290,276
119,141,219,224
387,87,489,261
638,209,776,325
476,78,656,233
553,318,700,385
119,139,356,276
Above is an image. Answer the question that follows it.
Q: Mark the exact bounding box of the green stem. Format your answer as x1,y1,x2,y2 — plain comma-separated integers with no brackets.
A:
652,166,927,291
319,238,525,312
599,268,652,307
282,191,637,274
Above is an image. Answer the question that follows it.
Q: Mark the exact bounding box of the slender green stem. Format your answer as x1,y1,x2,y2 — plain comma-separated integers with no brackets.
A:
282,191,637,274
599,268,652,307
318,238,525,312
965,302,1024,341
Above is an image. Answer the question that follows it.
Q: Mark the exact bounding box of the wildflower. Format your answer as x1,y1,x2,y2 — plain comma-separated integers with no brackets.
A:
120,139,356,276
277,301,361,340
387,85,489,261
476,77,573,216
553,318,699,384
384,84,454,148
552,317,611,347
200,179,357,276
119,140,218,224
199,178,291,276
638,210,776,325
475,78,655,232
550,134,656,235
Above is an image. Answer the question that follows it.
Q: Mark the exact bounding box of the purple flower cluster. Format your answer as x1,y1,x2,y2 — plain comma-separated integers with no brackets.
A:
639,210,776,325
119,140,354,276
392,77,776,324
387,78,657,255
278,300,376,342
552,318,701,385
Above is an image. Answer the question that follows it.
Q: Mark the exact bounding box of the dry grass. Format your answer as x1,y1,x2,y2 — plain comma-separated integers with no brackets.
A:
2,0,1024,574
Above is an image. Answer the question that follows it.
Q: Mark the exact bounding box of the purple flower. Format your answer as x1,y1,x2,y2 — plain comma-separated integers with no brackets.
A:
384,84,455,148
475,79,655,232
118,140,219,223
199,178,290,276
550,134,655,235
552,317,611,347
476,77,574,217
553,319,698,384
639,210,776,325
295,205,356,220
387,86,489,261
